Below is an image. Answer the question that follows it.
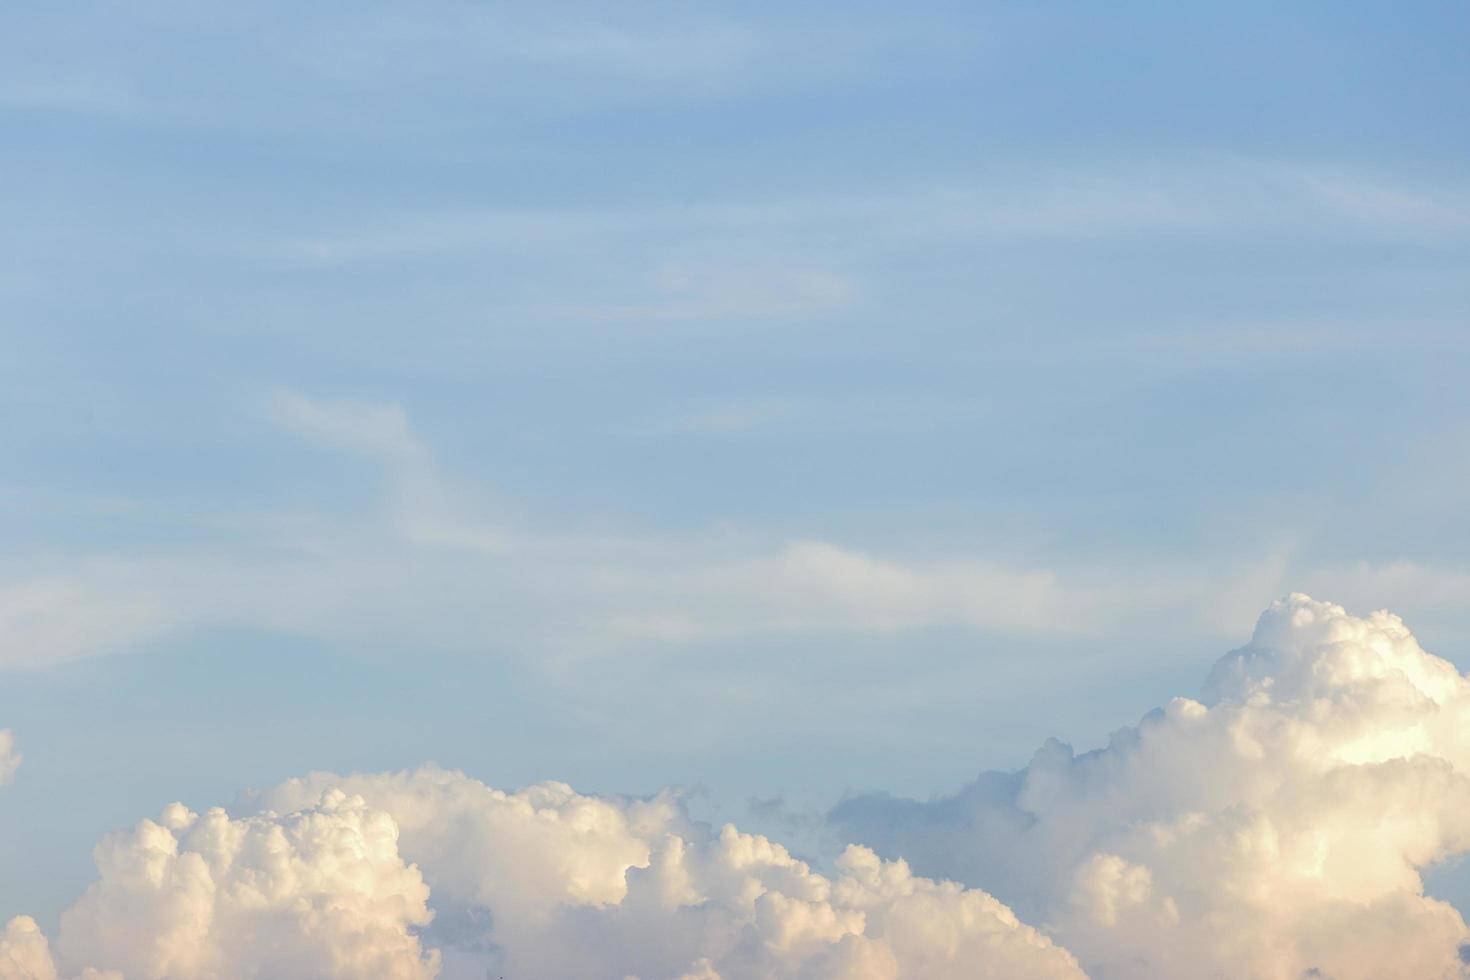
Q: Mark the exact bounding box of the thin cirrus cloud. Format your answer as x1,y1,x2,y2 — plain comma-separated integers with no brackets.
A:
0,576,171,671
3,595,1469,979
273,159,1470,272
0,3,935,138
6,393,1470,670
0,392,1179,669
0,7,758,123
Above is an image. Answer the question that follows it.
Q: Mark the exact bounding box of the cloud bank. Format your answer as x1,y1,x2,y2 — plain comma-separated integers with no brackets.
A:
5,596,1470,978
833,594,1470,978
2,791,436,980
3,776,1079,979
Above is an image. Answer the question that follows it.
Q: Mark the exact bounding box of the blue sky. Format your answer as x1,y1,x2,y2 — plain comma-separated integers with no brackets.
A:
3,0,1470,938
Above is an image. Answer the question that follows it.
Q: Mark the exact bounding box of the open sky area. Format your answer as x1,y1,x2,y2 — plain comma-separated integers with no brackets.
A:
2,4,1470,978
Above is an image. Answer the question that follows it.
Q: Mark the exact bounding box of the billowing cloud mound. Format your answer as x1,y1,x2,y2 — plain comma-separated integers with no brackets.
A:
255,771,1084,979
5,791,438,980
0,916,59,980
0,917,118,980
832,594,1470,979
5,776,1078,979
9,596,1470,978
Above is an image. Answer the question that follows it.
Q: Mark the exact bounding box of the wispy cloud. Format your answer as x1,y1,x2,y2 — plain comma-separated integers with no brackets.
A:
0,3,902,134
0,394,1176,668
0,573,172,668
269,159,1470,288
1290,166,1470,233
7,394,1469,672
563,262,857,324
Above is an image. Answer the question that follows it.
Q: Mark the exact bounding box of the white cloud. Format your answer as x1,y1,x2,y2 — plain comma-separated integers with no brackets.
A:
265,391,423,463
832,595,1470,979
680,540,1134,636
9,597,1470,978
8,772,1081,980
251,770,1084,980
0,916,59,980
10,792,439,980
0,574,172,668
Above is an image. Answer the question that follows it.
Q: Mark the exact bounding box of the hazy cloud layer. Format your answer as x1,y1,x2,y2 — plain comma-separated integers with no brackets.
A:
10,395,1470,674
0,393,1198,667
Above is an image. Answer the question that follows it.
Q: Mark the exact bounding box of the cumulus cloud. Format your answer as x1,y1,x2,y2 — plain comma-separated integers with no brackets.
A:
6,773,1079,980
7,792,438,980
10,595,1470,979
832,594,1470,979
0,916,59,980
253,770,1082,979
0,918,118,980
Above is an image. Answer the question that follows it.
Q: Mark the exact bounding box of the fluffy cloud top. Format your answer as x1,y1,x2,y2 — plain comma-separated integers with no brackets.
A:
255,771,1083,979
833,594,1470,979
5,776,1078,979
0,917,58,980
7,595,1470,979
0,918,117,980
4,792,438,980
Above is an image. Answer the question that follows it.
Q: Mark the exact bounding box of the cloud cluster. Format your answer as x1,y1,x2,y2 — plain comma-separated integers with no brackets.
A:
833,594,1470,979
254,771,1083,979
4,771,1078,980
6,596,1470,979
4,792,437,980
0,917,62,980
